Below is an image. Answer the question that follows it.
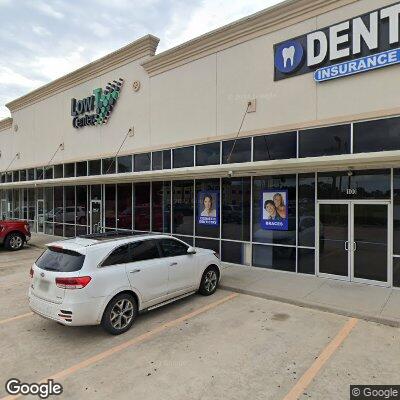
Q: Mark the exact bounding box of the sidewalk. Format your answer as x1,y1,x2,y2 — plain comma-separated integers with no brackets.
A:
28,233,62,249
220,264,400,327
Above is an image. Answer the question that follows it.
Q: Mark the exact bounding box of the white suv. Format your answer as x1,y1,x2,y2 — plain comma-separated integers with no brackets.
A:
28,234,221,334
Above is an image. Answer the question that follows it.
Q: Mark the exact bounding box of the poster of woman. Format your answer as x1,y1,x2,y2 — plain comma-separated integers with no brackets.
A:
261,190,288,231
198,191,219,226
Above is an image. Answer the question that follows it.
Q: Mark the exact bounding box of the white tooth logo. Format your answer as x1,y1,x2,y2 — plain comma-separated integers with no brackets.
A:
282,46,296,68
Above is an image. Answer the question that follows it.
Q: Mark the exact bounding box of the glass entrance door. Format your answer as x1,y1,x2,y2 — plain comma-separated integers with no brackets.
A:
90,200,102,234
318,201,389,285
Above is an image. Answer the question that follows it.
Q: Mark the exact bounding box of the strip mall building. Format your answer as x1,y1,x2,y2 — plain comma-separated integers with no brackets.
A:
1,0,400,287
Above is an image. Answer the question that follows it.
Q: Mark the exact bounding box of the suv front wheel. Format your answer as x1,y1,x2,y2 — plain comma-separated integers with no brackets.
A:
101,293,138,335
4,232,25,251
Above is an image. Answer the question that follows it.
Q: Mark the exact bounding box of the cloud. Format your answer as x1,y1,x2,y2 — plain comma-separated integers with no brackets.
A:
0,0,285,120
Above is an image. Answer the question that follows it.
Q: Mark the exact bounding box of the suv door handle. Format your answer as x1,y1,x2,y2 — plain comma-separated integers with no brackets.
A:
130,269,141,274
169,262,178,266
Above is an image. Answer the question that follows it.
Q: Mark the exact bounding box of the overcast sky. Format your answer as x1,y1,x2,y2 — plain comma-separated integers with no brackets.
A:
0,0,285,119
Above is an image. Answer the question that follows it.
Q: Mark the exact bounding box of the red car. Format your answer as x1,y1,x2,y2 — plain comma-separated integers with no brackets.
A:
0,220,31,251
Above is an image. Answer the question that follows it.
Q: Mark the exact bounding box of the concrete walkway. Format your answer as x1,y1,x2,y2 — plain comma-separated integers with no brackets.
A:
220,264,400,327
28,233,400,327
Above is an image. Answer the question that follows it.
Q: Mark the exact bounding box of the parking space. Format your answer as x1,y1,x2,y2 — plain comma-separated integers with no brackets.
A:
0,248,399,400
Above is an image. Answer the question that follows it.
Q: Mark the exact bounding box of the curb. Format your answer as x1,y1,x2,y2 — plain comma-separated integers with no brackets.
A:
220,285,400,328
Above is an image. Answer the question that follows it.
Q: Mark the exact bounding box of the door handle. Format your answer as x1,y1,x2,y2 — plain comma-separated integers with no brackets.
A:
345,241,349,251
353,242,357,252
169,262,178,266
130,269,141,274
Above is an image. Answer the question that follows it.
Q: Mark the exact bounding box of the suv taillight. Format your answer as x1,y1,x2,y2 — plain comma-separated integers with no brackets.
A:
55,276,91,289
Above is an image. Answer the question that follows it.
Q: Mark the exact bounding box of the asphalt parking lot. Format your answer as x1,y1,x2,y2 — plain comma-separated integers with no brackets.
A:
0,245,399,400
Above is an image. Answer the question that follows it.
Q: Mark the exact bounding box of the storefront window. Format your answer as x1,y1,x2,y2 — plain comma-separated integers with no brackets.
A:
134,182,150,231
35,167,44,180
44,166,53,180
173,146,194,168
152,151,162,171
6,172,12,183
253,132,297,161
54,165,63,179
76,162,87,177
88,160,101,176
44,187,54,235
252,174,296,245
173,180,193,236
64,186,75,225
393,169,400,256
102,158,116,175
174,235,193,246
195,238,219,253
13,189,20,219
13,171,19,182
393,258,400,288
117,155,132,173
222,138,251,164
134,153,151,172
252,244,296,272
163,150,171,169
76,186,87,226
354,117,400,153
318,169,390,199
299,124,350,158
221,177,250,241
221,241,251,266
196,142,220,166
152,181,171,233
28,188,36,221
27,169,35,181
298,174,315,247
117,183,132,230
105,184,116,228
298,248,315,274
195,179,220,238
20,170,26,181
64,163,75,178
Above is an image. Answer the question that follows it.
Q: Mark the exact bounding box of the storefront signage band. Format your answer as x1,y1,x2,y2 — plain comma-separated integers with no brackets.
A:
274,2,400,82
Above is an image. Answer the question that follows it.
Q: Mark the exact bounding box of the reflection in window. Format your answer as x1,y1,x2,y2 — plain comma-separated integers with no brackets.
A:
196,142,220,166
102,158,116,175
173,180,193,236
299,125,350,158
221,177,251,241
173,146,194,168
298,174,315,247
76,186,87,225
134,153,151,172
117,183,132,230
252,175,296,245
318,169,390,200
117,155,132,173
195,179,220,239
252,244,296,272
222,138,251,164
88,160,101,176
105,184,116,228
64,186,75,225
221,241,250,265
354,117,400,153
253,132,297,161
298,248,315,274
152,181,171,233
134,182,150,231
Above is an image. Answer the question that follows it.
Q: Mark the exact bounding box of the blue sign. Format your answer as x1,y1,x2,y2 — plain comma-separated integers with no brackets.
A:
315,48,400,83
274,40,304,74
260,190,289,231
198,191,219,226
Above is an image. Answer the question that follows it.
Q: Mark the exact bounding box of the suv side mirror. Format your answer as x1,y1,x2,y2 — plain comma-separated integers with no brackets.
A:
187,246,196,255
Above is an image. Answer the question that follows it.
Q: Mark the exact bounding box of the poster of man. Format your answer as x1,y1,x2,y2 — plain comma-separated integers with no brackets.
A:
198,191,219,226
261,190,288,231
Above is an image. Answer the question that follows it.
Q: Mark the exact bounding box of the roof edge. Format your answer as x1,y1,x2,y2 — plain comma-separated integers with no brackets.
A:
141,0,358,76
0,117,12,132
6,34,160,113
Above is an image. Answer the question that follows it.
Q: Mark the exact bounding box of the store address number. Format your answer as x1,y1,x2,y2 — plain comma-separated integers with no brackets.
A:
346,189,357,195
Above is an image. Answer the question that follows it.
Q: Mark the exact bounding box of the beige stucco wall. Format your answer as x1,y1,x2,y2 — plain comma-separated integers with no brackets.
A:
1,0,399,172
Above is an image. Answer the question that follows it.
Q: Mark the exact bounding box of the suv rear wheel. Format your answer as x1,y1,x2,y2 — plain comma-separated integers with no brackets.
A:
5,232,24,251
199,266,219,296
101,293,137,335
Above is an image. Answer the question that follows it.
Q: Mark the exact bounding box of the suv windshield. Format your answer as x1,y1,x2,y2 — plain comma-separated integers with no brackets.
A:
36,246,85,272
